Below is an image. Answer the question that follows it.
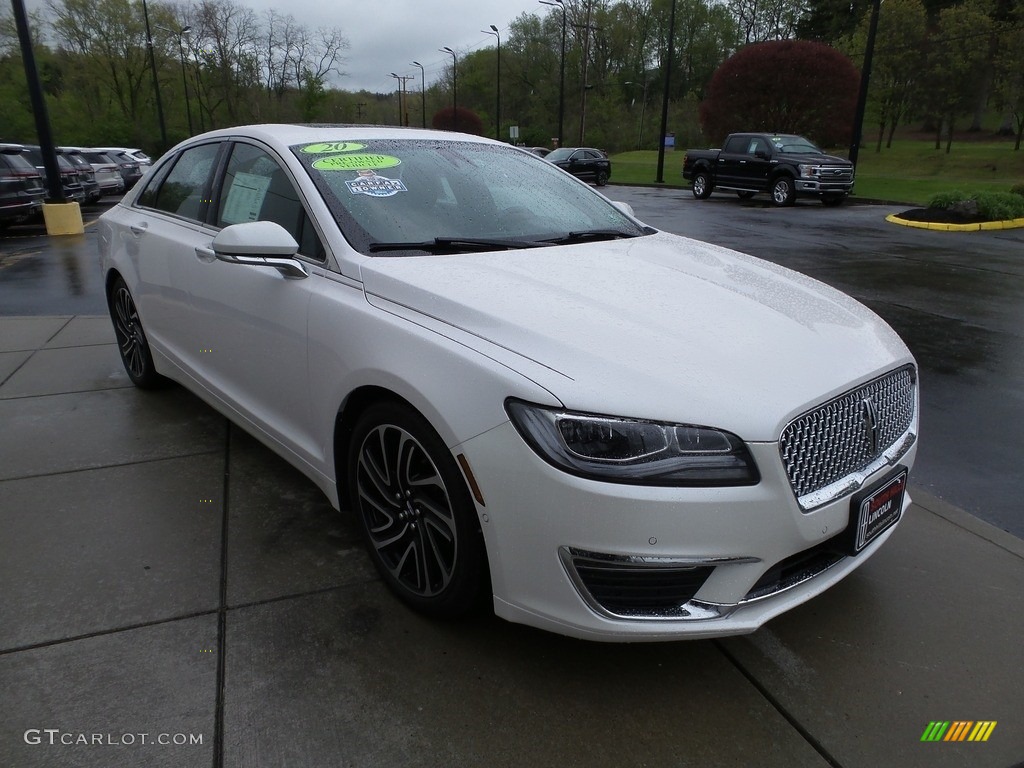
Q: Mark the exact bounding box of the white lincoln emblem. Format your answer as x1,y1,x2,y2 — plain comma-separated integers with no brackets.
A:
861,398,880,454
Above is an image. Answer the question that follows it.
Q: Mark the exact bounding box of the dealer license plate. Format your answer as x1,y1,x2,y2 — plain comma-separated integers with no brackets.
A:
848,468,907,554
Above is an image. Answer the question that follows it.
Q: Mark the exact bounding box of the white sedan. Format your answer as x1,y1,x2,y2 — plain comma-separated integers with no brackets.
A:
98,125,918,641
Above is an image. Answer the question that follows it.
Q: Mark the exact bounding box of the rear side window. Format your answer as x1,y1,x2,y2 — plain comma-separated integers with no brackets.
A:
138,143,220,221
723,136,747,154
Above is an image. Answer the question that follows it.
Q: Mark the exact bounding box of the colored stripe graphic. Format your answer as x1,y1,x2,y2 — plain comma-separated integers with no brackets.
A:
945,721,972,741
921,720,996,742
969,722,997,742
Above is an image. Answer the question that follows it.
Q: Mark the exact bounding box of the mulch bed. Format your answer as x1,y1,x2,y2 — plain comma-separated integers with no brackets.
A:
895,208,990,224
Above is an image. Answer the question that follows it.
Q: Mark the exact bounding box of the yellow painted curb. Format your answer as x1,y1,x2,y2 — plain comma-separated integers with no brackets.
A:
41,202,85,236
886,213,1024,232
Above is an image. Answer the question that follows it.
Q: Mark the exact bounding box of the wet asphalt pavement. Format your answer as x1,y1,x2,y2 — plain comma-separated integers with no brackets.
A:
1,190,1021,537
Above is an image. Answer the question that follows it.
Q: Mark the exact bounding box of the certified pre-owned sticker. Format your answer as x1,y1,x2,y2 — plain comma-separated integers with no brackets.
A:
345,170,408,198
300,142,366,154
312,154,401,171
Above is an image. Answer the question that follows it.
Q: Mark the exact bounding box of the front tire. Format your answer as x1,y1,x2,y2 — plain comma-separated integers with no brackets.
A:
109,276,163,389
692,171,713,199
348,402,488,618
771,176,796,207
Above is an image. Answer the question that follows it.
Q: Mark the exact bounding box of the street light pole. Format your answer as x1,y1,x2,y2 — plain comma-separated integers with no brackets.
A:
482,25,501,141
177,27,193,136
389,73,404,126
411,61,426,128
655,0,677,183
141,0,167,150
440,47,458,132
625,80,649,150
539,0,565,148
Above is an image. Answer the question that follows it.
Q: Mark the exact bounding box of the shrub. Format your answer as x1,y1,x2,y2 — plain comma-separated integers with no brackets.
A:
974,192,1024,220
927,191,967,209
1011,183,1024,198
927,190,1024,220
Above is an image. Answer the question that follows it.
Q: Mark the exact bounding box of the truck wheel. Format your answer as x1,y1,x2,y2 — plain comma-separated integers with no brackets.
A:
692,172,713,200
821,194,845,207
771,176,795,207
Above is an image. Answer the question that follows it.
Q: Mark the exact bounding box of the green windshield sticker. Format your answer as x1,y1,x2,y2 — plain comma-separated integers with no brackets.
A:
300,142,366,154
312,154,401,171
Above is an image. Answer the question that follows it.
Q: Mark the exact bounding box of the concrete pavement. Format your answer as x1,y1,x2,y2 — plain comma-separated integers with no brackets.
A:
1,314,1022,768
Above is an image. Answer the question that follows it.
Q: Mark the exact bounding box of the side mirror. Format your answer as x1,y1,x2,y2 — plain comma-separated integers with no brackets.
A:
611,200,637,218
211,221,307,279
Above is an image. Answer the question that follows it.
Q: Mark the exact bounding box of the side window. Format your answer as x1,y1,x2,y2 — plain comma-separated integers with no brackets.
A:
141,143,219,221
748,139,768,156
217,143,325,261
723,136,746,154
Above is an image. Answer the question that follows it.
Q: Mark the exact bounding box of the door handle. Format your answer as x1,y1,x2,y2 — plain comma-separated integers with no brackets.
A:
195,246,216,263
129,222,148,235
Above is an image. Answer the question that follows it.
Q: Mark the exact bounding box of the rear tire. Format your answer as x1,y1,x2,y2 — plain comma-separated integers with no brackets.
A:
109,276,163,389
595,170,609,186
692,171,713,199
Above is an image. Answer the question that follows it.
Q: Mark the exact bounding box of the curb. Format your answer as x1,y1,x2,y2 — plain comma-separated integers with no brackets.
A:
886,213,1024,232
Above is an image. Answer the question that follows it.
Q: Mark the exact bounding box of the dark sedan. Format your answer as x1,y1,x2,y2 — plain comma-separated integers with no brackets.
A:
546,147,611,186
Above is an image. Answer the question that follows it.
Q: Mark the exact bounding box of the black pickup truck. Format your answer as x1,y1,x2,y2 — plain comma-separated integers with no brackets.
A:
682,133,854,207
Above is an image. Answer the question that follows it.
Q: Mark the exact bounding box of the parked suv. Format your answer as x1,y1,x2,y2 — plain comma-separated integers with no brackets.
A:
57,148,101,203
87,148,143,190
0,143,46,227
545,147,612,186
19,145,86,204
77,150,125,196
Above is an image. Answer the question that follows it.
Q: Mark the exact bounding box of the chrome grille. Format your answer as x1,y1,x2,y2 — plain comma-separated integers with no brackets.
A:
819,166,853,182
780,366,916,507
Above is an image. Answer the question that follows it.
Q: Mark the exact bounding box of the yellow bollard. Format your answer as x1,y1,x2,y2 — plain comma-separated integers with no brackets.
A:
41,201,85,236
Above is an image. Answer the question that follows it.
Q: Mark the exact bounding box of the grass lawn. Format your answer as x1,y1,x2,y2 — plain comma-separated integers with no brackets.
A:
610,139,1024,206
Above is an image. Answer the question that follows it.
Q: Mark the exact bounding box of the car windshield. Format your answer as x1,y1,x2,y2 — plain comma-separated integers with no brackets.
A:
771,137,823,154
545,148,577,163
291,139,647,256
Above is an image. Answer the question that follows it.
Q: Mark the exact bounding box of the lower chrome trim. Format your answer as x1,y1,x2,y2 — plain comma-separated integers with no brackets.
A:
559,547,758,621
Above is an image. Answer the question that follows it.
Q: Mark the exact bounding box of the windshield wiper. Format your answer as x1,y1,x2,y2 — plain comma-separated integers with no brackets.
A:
540,228,641,245
367,236,545,254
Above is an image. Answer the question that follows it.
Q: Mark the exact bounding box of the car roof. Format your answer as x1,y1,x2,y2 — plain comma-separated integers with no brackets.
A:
163,124,497,153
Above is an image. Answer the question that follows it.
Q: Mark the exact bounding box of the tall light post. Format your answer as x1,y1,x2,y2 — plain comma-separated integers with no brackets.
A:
482,25,501,141
389,73,404,126
410,61,426,128
655,0,677,183
141,0,167,150
159,24,193,136
625,80,649,150
440,47,458,132
539,0,565,147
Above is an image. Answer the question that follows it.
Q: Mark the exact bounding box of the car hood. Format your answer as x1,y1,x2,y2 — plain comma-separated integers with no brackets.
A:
784,152,851,166
359,233,911,440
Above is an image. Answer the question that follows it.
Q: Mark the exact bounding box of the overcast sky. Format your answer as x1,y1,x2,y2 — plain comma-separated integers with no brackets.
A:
235,0,551,94
16,0,554,93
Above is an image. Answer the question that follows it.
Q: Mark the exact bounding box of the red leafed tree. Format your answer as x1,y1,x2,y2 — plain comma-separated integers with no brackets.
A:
432,107,484,136
699,41,860,147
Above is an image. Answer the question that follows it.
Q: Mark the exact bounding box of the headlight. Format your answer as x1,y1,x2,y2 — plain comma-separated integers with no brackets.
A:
505,400,759,486
798,164,820,178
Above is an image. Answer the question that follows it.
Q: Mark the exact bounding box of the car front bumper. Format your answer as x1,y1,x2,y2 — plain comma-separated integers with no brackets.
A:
460,420,916,641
